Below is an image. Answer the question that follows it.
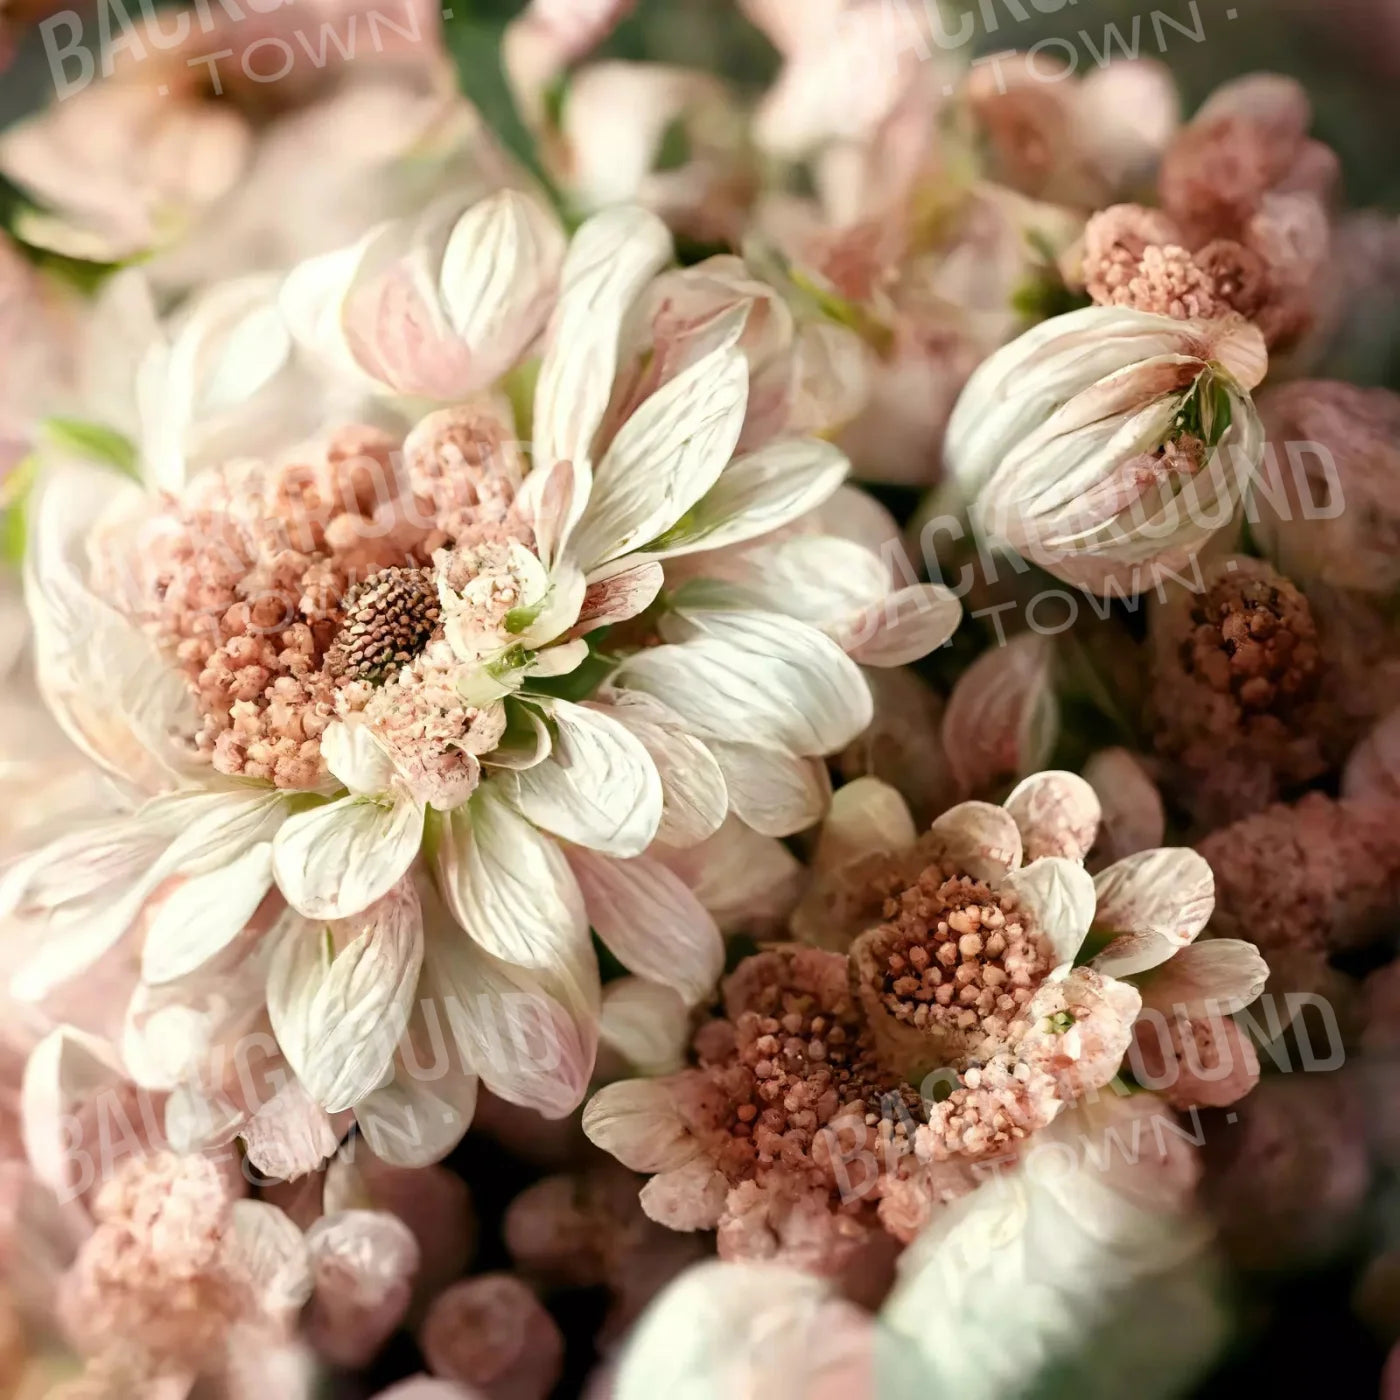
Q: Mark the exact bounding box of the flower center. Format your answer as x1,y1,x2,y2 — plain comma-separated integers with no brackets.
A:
325,565,442,684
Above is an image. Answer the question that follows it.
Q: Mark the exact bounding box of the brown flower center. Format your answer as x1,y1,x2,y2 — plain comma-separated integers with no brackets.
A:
325,565,442,684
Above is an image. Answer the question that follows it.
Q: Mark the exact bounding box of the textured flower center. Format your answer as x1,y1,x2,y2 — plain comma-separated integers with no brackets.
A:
1183,572,1319,712
325,565,442,683
868,872,1046,1037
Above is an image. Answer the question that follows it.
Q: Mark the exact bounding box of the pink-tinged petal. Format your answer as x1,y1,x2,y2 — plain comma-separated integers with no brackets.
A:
838,584,963,669
639,1159,728,1232
657,816,804,935
1344,707,1400,804
240,1076,340,1183
425,898,598,1120
928,801,1023,881
567,848,723,1006
570,559,665,637
1131,1011,1260,1110
227,1199,314,1323
599,978,691,1076
1000,857,1097,968
940,632,1058,798
1083,748,1165,868
813,776,917,876
305,1210,419,1369
419,1274,562,1400
266,882,424,1114
1092,848,1215,960
1004,771,1102,863
707,741,831,838
1136,939,1268,1018
582,1078,701,1173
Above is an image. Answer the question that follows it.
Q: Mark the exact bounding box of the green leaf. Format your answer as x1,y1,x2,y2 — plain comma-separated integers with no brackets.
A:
43,418,139,476
1,454,36,568
444,10,567,219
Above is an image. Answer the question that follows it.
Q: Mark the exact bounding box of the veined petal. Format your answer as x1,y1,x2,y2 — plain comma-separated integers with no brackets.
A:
279,231,380,386
228,1200,315,1320
582,1077,702,1172
570,557,665,636
434,788,591,972
708,740,831,838
836,583,963,668
657,815,803,933
1000,857,1098,968
645,437,850,558
928,800,1024,882
600,696,728,848
1092,848,1215,952
353,1057,480,1170
571,344,749,570
425,905,597,1119
1003,771,1102,863
599,977,691,1075
321,719,397,798
567,847,723,1005
616,611,872,757
240,1076,340,1183
438,189,566,387
272,792,425,920
533,206,673,552
266,884,424,1114
502,699,663,857
1135,939,1268,1017
140,841,276,985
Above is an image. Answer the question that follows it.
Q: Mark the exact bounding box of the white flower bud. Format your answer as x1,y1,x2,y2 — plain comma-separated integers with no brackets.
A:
947,306,1267,594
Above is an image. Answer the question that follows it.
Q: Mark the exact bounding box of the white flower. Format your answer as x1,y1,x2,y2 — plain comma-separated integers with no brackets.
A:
947,306,1268,593
10,198,958,1172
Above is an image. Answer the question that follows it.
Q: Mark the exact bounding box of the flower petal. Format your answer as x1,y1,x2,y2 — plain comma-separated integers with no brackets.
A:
322,719,398,798
434,787,590,972
570,343,749,570
567,847,723,1005
1001,856,1098,968
1003,771,1102,863
645,437,850,558
639,1158,731,1232
273,792,425,920
617,610,872,757
928,801,1024,881
1083,748,1164,866
836,583,963,668
140,842,276,985
571,557,665,636
501,699,663,857
707,740,831,838
228,1200,315,1320
599,978,691,1075
813,776,917,874
658,815,804,933
582,1077,701,1172
1092,848,1215,950
353,1058,480,1170
240,1076,340,1182
1135,938,1268,1017
266,884,424,1113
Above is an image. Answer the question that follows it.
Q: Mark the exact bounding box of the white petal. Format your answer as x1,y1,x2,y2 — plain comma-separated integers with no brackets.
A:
20,1026,128,1196
599,978,691,1075
273,792,424,920
141,842,275,985
617,610,872,757
279,233,378,385
322,719,397,797
240,1076,340,1182
836,583,963,667
438,189,565,385
708,740,831,838
571,557,665,635
646,437,850,558
1135,939,1268,1017
582,1078,701,1172
571,344,749,570
1001,857,1098,968
434,787,590,972
353,1058,480,1170
482,700,553,772
813,776,917,875
228,1200,315,1319
266,885,424,1113
1003,771,1102,863
502,699,663,857
426,914,597,1119
658,815,804,933
533,206,673,551
1092,848,1215,955
568,847,723,1005
928,801,1024,881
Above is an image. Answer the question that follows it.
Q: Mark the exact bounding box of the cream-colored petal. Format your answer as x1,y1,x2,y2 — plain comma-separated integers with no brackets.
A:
582,1078,702,1173
1135,938,1268,1017
813,775,917,876
1092,847,1215,948
708,741,831,838
1000,857,1098,968
1003,771,1101,863
928,801,1023,881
